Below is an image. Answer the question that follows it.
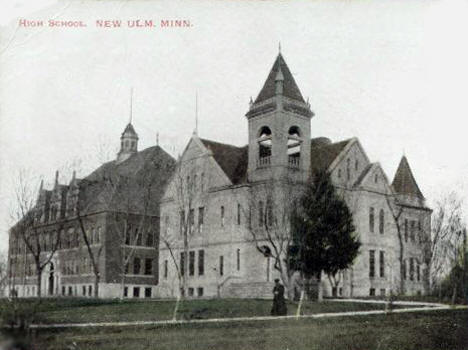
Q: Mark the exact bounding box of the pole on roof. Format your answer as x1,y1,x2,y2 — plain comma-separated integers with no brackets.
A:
129,87,133,124
194,91,198,135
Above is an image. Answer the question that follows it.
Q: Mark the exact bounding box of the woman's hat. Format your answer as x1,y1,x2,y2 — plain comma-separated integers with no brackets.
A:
274,278,280,283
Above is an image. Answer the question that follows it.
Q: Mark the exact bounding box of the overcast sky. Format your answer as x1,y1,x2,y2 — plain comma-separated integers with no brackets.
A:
0,0,467,254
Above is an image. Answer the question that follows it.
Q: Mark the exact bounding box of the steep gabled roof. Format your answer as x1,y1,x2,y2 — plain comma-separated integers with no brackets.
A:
392,156,425,199
254,53,305,104
310,139,352,175
122,123,137,136
200,139,248,185
81,145,175,214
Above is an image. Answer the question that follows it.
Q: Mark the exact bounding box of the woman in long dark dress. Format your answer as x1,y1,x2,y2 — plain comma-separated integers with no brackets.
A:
271,279,287,316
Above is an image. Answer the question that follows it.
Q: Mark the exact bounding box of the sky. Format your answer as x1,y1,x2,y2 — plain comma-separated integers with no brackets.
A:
0,0,467,254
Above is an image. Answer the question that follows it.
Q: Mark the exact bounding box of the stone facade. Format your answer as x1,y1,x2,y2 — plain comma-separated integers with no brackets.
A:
157,52,431,299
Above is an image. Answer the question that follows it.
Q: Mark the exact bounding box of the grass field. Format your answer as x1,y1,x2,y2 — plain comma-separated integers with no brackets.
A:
0,298,411,325
24,309,468,350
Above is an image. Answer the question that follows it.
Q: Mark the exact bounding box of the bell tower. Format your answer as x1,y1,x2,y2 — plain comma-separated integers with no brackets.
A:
117,88,139,163
245,51,314,183
117,123,138,163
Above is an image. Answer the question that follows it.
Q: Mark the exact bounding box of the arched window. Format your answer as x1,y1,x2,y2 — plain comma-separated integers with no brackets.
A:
258,126,272,138
258,126,272,166
288,126,301,137
379,209,384,234
355,159,359,171
288,126,301,168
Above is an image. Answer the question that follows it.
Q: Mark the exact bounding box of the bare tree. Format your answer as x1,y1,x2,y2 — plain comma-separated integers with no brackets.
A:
244,179,300,300
160,160,201,319
9,169,61,298
103,159,162,300
426,193,465,303
383,194,406,294
0,251,7,297
426,193,462,291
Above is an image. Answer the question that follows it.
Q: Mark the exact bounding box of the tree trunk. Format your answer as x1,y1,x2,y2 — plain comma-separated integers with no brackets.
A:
36,267,42,299
120,273,125,301
451,283,457,306
94,274,99,298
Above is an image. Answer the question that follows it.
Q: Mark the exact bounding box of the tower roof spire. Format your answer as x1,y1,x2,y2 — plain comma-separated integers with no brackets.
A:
253,52,305,104
392,155,425,199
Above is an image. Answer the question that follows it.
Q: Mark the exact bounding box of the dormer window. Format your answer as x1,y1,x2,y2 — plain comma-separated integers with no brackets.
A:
257,126,272,167
287,126,301,168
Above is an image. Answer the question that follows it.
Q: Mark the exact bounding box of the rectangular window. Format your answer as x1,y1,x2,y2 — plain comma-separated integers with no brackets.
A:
404,219,408,242
417,262,420,282
236,248,240,271
133,287,140,298
409,258,414,281
219,256,224,276
221,206,225,227
189,251,195,276
125,227,130,245
68,286,72,296
418,221,422,244
369,250,375,278
266,257,270,282
88,285,92,297
136,229,142,246
145,287,152,298
146,232,154,247
145,259,153,275
189,209,195,234
237,203,241,225
380,289,386,296
180,210,185,235
403,260,407,280
62,286,65,296
198,250,204,276
369,288,375,296
188,287,194,297
369,207,374,233
180,252,185,276
259,201,264,227
410,221,415,242
124,287,128,297
379,210,384,234
82,286,86,296
197,287,204,297
198,207,204,233
164,260,168,279
379,251,385,278
133,257,141,275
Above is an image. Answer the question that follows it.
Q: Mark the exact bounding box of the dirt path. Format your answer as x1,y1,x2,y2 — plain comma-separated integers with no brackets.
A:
29,300,467,329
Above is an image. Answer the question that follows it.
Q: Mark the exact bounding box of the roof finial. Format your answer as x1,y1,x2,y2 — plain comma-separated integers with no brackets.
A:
156,132,159,146
72,170,76,181
54,170,59,187
278,42,281,54
129,87,133,124
39,179,44,191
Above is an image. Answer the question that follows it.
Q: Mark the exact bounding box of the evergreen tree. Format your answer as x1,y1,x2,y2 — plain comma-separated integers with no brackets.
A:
290,171,361,293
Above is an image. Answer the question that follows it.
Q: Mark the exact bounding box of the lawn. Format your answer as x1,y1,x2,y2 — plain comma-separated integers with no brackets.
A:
25,309,468,350
1,298,409,324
